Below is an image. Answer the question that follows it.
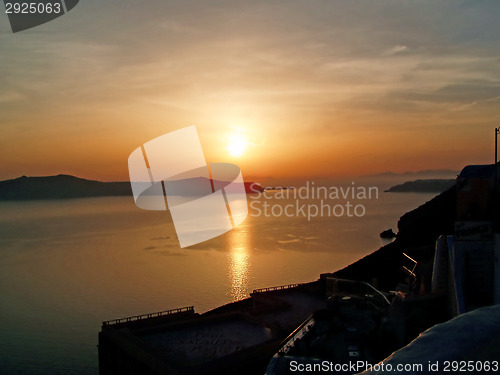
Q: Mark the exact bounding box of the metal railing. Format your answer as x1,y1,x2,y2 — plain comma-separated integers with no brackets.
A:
252,283,303,294
402,252,418,278
102,306,194,327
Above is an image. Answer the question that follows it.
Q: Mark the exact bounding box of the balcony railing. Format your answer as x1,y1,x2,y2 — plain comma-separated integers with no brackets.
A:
252,283,303,294
102,306,194,327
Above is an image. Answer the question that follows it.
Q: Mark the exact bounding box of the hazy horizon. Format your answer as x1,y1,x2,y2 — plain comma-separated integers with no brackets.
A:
0,167,460,184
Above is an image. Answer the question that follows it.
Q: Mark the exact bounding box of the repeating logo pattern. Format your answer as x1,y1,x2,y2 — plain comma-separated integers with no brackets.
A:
4,0,79,33
128,126,248,248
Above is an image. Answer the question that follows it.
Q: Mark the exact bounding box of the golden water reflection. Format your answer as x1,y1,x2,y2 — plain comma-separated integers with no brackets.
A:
227,228,251,301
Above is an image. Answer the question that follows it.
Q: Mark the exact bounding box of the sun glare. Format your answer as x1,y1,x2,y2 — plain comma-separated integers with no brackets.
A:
227,136,247,157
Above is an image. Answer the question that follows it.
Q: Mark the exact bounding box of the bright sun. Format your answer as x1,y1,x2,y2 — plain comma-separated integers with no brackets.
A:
227,136,247,156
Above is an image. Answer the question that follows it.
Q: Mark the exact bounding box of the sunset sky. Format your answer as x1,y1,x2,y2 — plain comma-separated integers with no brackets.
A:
1,0,500,181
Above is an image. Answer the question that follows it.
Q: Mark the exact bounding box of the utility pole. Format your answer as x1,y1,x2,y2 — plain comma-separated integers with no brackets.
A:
495,128,499,232
496,128,500,164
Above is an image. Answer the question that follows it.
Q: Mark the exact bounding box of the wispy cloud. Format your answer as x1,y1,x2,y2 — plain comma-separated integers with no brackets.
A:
0,92,25,103
1,0,500,178
385,45,409,56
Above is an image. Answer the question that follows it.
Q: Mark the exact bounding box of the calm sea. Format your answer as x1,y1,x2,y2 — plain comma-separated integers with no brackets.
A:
0,181,436,374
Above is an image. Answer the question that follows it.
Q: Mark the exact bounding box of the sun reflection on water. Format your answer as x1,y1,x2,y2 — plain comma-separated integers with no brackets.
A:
227,227,251,301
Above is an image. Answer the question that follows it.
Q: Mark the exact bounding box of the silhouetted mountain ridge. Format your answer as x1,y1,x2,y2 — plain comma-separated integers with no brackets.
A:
365,169,458,178
385,179,456,193
0,175,132,200
0,175,263,201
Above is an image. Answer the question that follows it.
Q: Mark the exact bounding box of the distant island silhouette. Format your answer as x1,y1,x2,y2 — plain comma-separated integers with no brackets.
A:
364,169,458,178
385,179,456,193
0,175,263,201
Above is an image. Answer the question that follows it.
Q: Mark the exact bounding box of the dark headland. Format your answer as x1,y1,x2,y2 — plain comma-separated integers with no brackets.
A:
0,174,263,200
385,178,456,193
334,182,456,289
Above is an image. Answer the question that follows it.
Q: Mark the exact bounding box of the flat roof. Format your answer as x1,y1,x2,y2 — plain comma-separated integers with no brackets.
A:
139,316,273,367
